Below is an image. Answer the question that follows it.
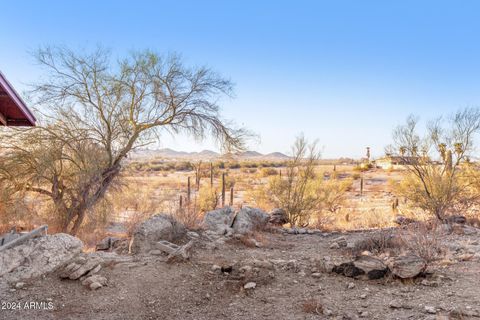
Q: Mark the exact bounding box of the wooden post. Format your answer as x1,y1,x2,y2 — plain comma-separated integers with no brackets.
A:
196,161,202,190
333,164,336,172
210,162,214,187
230,187,234,206
360,177,364,196
221,173,226,207
179,195,183,209
187,177,191,203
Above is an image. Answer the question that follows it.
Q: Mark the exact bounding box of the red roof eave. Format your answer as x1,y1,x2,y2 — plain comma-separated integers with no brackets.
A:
0,71,36,126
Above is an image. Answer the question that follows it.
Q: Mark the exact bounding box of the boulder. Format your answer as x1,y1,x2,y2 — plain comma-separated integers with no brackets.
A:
130,214,186,254
203,207,236,235
445,215,467,225
353,255,389,279
332,262,365,278
96,237,121,251
394,215,416,226
232,207,269,234
269,208,288,225
389,254,426,279
0,234,83,283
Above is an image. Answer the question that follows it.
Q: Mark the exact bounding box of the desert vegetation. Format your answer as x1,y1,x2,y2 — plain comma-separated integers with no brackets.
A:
2,48,480,320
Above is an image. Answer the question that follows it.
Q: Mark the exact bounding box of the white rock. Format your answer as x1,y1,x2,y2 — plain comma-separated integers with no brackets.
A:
244,282,257,290
425,306,436,314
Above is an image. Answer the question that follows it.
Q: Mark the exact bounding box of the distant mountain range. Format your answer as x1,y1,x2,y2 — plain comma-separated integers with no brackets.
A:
131,148,290,160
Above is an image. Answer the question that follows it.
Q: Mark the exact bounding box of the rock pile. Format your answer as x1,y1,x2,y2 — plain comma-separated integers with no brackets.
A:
58,252,132,290
203,206,270,235
0,233,83,284
130,214,186,254
96,236,129,254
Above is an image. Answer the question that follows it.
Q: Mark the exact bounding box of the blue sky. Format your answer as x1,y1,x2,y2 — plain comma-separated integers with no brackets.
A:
2,1,480,158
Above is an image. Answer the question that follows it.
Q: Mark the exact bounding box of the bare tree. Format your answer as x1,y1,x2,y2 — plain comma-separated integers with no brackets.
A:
389,108,480,220
0,47,248,235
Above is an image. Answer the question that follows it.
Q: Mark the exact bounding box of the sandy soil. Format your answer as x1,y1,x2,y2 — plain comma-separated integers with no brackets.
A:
1,229,480,320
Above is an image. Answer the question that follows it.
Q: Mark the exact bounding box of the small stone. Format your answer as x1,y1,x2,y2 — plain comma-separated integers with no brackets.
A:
323,309,333,316
15,282,25,289
360,293,367,299
149,250,163,256
211,264,222,272
240,265,253,273
187,231,200,239
244,282,256,290
89,282,103,290
311,272,322,278
389,300,402,309
347,282,355,289
360,311,369,318
329,242,341,249
424,306,436,314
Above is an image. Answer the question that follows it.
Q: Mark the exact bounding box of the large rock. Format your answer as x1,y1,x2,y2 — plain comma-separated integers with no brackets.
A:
353,255,389,279
131,214,186,254
0,233,83,283
388,254,427,279
269,208,288,225
232,207,269,235
203,207,236,235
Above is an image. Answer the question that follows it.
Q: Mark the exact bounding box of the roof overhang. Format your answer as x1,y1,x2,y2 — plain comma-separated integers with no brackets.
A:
0,71,36,126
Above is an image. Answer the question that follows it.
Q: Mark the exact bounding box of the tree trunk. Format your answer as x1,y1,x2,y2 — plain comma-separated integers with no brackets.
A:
69,209,87,236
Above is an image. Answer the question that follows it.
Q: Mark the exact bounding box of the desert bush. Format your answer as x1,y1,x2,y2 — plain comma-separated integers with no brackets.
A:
175,161,193,171
318,178,352,213
174,206,203,230
389,109,480,221
241,167,257,174
351,173,361,180
351,230,401,255
353,163,372,172
399,222,444,262
264,135,321,227
198,188,220,212
260,167,278,177
227,162,241,169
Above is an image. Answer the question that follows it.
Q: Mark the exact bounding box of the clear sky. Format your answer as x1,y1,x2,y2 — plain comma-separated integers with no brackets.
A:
2,0,480,158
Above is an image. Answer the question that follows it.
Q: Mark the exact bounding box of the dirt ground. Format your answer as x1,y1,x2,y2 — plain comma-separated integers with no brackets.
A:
1,229,480,320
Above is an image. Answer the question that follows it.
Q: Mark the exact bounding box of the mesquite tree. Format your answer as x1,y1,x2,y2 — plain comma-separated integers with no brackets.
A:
0,47,247,235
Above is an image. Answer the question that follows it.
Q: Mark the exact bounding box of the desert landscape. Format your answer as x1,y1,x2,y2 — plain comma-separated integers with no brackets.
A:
2,2,480,320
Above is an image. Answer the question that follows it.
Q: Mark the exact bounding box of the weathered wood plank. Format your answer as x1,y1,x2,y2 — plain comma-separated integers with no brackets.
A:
0,225,48,252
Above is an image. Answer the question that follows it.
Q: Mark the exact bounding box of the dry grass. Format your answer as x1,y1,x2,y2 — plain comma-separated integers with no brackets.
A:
351,229,401,255
399,222,444,262
300,298,324,315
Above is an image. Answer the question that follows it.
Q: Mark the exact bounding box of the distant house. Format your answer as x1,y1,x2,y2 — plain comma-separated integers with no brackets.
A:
375,155,419,170
0,71,36,126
